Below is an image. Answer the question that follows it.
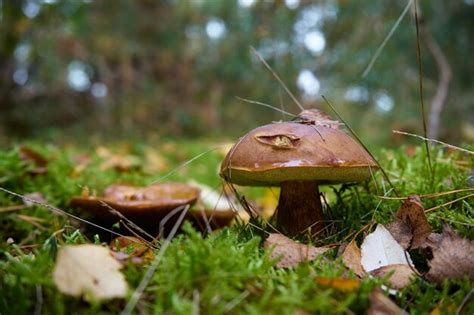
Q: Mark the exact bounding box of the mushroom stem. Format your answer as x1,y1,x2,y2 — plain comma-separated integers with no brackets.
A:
275,181,325,237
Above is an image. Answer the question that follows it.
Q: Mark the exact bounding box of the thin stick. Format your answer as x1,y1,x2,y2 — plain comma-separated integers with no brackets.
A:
0,204,28,213
377,188,474,200
149,146,224,185
0,187,138,242
250,46,304,111
425,193,474,213
362,0,413,77
393,130,474,155
414,0,434,180
122,205,189,315
321,95,400,197
235,96,296,117
99,200,157,244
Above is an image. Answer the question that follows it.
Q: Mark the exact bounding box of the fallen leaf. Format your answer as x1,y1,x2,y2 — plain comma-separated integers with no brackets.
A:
384,220,412,250
109,236,155,264
425,225,474,283
96,146,141,172
53,244,128,301
314,277,360,292
370,264,416,289
264,233,329,268
368,289,407,315
143,147,169,173
19,146,48,174
361,225,413,273
342,240,366,277
71,154,92,177
385,195,431,249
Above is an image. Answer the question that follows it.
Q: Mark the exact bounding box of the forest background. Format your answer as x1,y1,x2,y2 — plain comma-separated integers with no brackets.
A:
0,0,473,149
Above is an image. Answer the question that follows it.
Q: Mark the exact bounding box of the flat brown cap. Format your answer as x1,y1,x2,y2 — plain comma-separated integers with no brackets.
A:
71,183,200,224
220,122,378,186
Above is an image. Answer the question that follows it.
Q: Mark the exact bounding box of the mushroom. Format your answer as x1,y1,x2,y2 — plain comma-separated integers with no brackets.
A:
220,109,378,237
71,182,200,233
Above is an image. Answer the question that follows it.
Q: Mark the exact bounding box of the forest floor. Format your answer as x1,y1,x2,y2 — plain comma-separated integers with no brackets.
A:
0,139,473,314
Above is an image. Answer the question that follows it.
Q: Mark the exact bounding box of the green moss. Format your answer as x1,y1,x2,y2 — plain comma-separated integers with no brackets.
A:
0,141,472,314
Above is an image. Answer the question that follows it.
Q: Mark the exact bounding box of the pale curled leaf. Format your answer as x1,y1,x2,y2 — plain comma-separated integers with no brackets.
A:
361,225,413,273
370,264,416,289
368,289,408,315
426,225,474,283
53,245,128,301
342,240,366,277
264,233,329,268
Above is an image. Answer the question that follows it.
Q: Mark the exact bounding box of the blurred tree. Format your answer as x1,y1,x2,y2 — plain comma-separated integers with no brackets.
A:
0,0,472,146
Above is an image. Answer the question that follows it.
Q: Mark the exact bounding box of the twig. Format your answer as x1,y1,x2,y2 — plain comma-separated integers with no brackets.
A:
425,193,474,213
34,285,43,315
413,0,434,181
149,146,224,185
122,205,189,315
250,46,304,111
376,188,474,200
417,8,452,139
392,130,473,155
99,200,157,245
0,204,28,213
362,0,414,77
456,288,473,315
0,187,136,241
321,95,399,197
235,96,296,117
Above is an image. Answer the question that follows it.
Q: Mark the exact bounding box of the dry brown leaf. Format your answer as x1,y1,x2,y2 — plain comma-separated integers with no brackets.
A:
384,220,412,250
110,236,155,264
71,154,92,177
385,195,431,249
143,147,169,173
342,240,366,277
264,233,329,268
19,146,48,175
370,264,416,289
426,225,474,283
53,244,128,301
368,289,408,315
96,146,141,172
314,277,360,293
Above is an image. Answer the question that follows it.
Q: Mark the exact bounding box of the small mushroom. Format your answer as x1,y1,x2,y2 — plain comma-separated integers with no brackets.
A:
71,182,200,232
220,109,378,237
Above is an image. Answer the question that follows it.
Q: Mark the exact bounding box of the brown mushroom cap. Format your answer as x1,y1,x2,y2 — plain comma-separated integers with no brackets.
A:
220,122,378,186
71,182,200,224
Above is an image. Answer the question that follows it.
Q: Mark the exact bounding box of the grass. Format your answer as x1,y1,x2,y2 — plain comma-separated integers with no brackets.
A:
0,139,473,314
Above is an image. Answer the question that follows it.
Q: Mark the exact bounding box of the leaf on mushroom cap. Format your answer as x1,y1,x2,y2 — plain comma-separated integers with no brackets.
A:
296,109,343,129
220,121,378,186
264,233,329,268
425,225,474,283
